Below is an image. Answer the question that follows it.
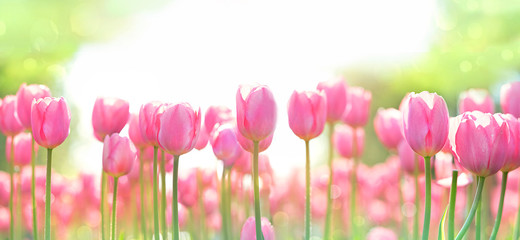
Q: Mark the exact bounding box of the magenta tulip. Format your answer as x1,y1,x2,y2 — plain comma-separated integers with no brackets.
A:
31,97,71,149
16,83,52,129
342,86,372,127
138,101,164,146
0,95,23,136
128,114,147,148
92,97,130,142
240,217,276,240
402,91,449,157
158,103,201,156
287,90,327,141
332,124,364,159
235,127,273,153
6,132,38,166
499,114,520,172
205,105,234,134
374,108,403,150
236,84,277,141
500,81,520,117
316,79,347,123
398,141,425,174
102,134,137,177
458,88,494,114
211,123,242,167
455,111,509,177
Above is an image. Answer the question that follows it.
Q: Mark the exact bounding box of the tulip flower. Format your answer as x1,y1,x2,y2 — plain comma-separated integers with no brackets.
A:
398,141,425,175
366,227,398,240
240,217,276,240
333,124,365,159
236,84,277,240
458,88,494,114
205,105,234,134
92,97,130,142
342,86,372,127
194,125,209,150
6,132,38,167
158,102,201,240
0,95,24,137
287,90,327,240
236,128,273,153
31,97,71,240
500,81,520,117
374,108,403,150
454,111,509,240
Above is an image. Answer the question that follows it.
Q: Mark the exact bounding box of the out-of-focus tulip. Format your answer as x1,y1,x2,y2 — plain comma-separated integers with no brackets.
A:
128,114,147,148
205,105,234,134
6,132,38,166
203,188,219,214
333,124,364,158
458,88,494,114
366,227,398,240
240,217,276,240
316,79,347,123
398,141,425,174
374,108,403,150
92,97,130,142
432,151,473,188
139,101,164,146
16,83,52,129
194,125,209,150
402,91,449,157
342,87,372,127
455,111,509,177
31,97,71,149
0,207,9,233
500,81,520,117
211,124,242,167
158,103,201,156
499,114,520,172
442,115,463,157
178,169,198,208
235,127,273,153
236,84,277,142
102,134,137,177
0,95,23,136
287,90,327,141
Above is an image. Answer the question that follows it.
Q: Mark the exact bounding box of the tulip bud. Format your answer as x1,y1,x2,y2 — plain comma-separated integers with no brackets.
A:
316,79,347,123
211,124,242,167
236,84,277,142
92,97,130,142
500,81,520,117
158,103,201,156
458,88,494,114
287,90,327,141
205,105,233,134
333,124,364,159
0,95,23,136
497,114,520,172
31,97,71,149
102,134,137,177
342,86,372,127
16,83,51,129
6,132,38,166
128,114,147,148
398,141,425,174
240,217,276,240
374,108,403,150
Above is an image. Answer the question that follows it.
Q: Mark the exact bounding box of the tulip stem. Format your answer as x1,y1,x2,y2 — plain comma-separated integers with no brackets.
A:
476,200,481,240
111,177,119,240
448,170,459,240
455,176,485,240
422,156,432,240
221,168,229,240
101,171,107,240
30,136,39,240
350,128,359,240
489,171,508,240
153,146,160,240
324,123,334,240
44,148,53,240
252,141,264,240
413,155,419,240
513,177,520,240
172,155,180,240
160,151,167,240
197,172,207,240
227,168,233,237
139,149,147,240
305,140,311,240
9,138,14,240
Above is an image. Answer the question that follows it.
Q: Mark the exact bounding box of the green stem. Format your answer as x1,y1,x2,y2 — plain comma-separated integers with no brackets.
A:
489,172,508,240
45,148,53,240
305,140,311,240
513,176,520,240
413,154,420,240
139,149,147,240
252,141,264,240
448,170,459,240
455,176,486,240
221,168,229,240
422,156,432,240
324,123,334,240
9,137,14,240
101,172,107,240
172,155,180,240
111,177,119,240
153,146,159,240
227,168,233,238
160,151,167,240
31,136,38,240
476,200,481,240
350,128,359,240
197,172,207,240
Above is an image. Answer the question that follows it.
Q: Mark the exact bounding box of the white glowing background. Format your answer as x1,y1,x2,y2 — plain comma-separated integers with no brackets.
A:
65,0,436,176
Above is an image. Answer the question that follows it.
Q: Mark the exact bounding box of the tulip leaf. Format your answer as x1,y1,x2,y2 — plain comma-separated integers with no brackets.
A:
438,204,449,240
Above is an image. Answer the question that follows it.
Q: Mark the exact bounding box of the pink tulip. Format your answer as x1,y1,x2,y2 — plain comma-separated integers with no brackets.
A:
240,217,276,240
398,141,425,174
31,97,71,149
16,83,52,129
158,103,201,156
178,169,198,208
342,86,372,127
0,95,23,136
139,101,164,146
366,227,397,240
443,115,463,157
102,133,137,177
316,79,348,123
500,81,520,117
458,88,494,114
236,84,277,142
194,125,209,150
498,114,520,172
6,132,38,166
374,108,403,150
0,207,9,233
433,151,473,188
402,91,449,157
287,90,327,141
204,105,234,134
333,124,364,158
211,123,242,167
203,188,219,214
455,111,509,177
235,127,273,153
128,114,147,148
92,97,130,142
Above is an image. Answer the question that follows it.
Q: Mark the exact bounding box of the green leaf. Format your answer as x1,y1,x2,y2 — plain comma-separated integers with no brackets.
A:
438,204,449,240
